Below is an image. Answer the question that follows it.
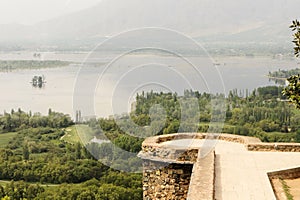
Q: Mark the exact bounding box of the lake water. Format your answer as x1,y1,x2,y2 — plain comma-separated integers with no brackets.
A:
0,51,298,118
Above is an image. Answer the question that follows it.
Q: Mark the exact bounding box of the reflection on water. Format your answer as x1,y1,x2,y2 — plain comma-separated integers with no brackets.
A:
268,77,287,86
0,52,298,118
90,136,111,145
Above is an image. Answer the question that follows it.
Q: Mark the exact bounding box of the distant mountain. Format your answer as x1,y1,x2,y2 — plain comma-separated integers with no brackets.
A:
0,0,299,48
200,22,293,44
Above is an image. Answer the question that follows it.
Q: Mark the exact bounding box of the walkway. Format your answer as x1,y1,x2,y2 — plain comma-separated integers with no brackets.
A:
214,140,300,200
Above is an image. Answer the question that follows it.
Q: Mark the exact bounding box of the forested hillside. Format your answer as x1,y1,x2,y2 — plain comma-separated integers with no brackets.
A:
0,109,142,200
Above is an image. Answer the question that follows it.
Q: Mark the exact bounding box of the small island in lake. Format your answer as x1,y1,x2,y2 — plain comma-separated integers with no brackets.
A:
0,60,72,72
31,75,46,88
268,68,300,85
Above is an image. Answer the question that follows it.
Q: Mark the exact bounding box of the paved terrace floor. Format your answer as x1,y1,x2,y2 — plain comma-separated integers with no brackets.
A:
163,139,300,200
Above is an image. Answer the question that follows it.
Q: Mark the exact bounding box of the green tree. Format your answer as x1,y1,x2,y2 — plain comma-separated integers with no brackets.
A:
296,130,300,142
283,75,300,109
0,185,5,199
75,142,82,159
283,20,300,108
23,143,30,161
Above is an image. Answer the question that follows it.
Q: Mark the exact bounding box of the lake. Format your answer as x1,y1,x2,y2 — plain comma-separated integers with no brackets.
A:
0,51,298,118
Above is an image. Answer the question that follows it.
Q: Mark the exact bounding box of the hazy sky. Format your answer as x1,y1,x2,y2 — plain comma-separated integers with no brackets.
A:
0,0,102,25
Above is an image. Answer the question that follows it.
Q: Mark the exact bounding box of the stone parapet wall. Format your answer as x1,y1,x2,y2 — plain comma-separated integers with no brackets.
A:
141,133,261,162
218,134,261,144
155,133,206,143
268,167,300,200
247,143,300,152
142,133,261,148
139,147,198,163
268,167,300,180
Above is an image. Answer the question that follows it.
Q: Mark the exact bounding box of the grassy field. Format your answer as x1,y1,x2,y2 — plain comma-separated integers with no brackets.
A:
0,125,96,151
0,132,18,147
0,180,10,186
61,125,96,144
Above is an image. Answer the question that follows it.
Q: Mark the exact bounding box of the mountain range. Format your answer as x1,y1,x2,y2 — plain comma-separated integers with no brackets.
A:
0,0,299,49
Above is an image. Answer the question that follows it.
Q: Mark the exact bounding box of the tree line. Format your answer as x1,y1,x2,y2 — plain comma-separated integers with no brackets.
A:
94,86,300,146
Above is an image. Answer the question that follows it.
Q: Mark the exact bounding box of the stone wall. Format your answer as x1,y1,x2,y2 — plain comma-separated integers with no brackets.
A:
247,143,300,152
139,147,198,163
142,132,261,147
268,167,300,180
143,160,193,200
268,167,300,200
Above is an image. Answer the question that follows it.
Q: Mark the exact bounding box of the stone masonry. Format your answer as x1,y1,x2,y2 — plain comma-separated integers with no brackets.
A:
139,133,300,200
142,160,193,200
